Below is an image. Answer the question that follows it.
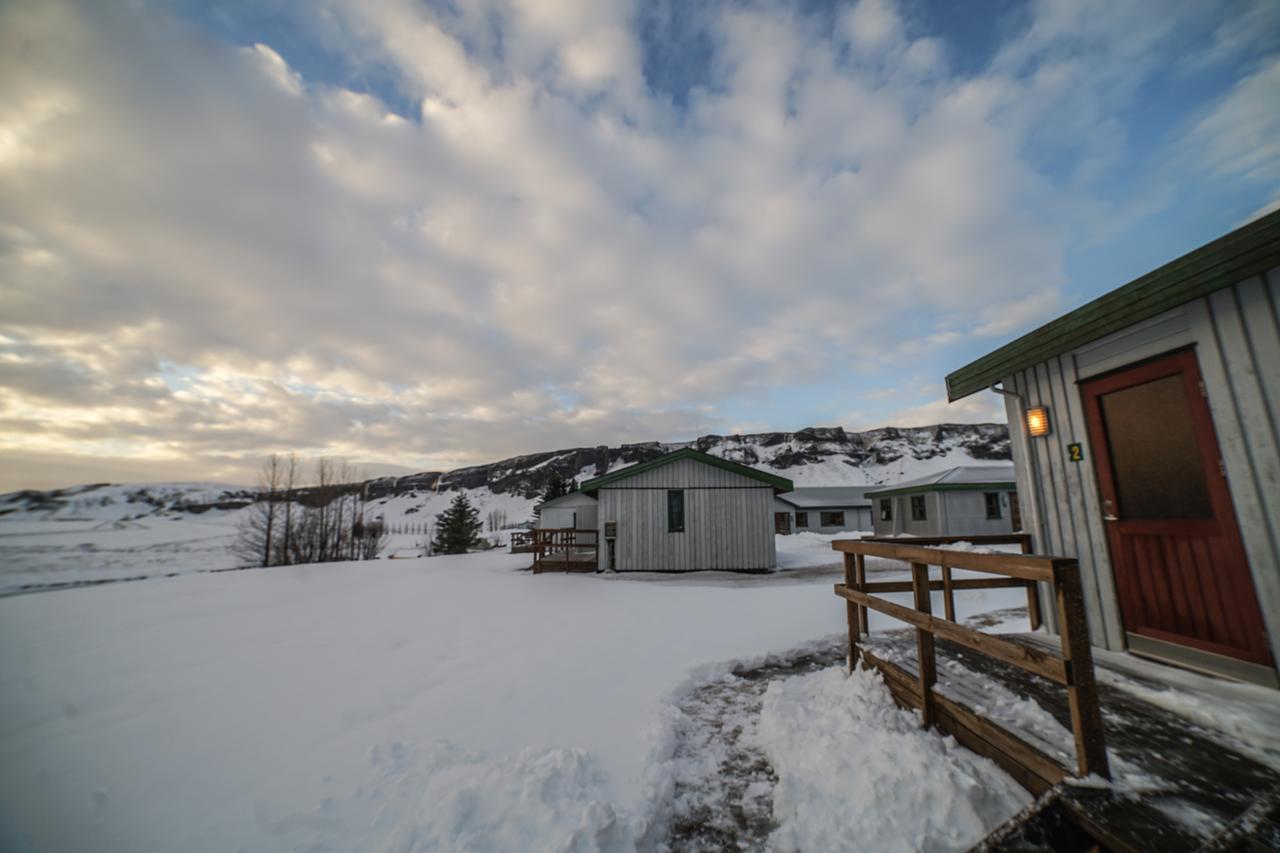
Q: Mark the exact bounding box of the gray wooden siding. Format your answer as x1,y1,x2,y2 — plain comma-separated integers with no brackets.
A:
1003,267,1280,656
596,459,777,571
870,491,1013,537
783,505,872,534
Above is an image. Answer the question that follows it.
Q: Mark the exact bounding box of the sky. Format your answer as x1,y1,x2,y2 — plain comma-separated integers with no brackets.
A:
1,0,1278,491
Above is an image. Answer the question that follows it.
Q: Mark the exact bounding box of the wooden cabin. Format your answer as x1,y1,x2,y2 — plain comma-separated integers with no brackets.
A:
946,210,1280,687
579,448,793,572
773,486,873,535
864,465,1019,538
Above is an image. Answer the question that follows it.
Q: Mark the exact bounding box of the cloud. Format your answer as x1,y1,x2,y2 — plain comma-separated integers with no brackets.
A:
0,0,1273,489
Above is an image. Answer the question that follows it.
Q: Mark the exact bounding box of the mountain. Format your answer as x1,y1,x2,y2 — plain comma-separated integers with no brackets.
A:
0,423,1010,525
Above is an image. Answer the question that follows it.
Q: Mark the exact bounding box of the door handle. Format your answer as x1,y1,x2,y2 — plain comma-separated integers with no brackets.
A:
1103,499,1117,522
1103,514,1118,522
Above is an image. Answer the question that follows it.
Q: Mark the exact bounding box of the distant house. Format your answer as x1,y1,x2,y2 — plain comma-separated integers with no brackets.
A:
554,448,795,572
535,491,598,532
773,487,873,535
946,210,1280,687
865,465,1018,538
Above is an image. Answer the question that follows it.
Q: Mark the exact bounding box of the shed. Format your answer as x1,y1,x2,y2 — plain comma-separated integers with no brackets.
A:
581,448,793,572
865,465,1018,538
773,487,873,534
946,209,1280,687
535,491,598,532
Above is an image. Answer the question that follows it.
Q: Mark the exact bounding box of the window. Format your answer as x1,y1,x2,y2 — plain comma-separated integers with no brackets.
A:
879,500,892,522
985,492,1002,520
795,512,809,528
820,511,846,527
910,495,927,521
667,490,685,532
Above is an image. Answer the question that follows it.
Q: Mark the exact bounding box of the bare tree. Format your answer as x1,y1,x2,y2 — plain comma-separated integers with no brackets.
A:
233,454,284,568
486,508,508,533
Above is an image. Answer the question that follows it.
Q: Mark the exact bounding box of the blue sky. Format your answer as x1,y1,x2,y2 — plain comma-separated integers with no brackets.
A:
0,0,1277,489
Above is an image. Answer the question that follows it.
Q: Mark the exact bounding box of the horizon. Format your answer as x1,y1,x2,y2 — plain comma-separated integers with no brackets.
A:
4,418,1010,492
2,0,1277,492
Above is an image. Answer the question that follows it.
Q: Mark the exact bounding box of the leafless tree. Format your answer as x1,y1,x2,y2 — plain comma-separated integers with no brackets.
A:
486,508,508,533
233,454,284,568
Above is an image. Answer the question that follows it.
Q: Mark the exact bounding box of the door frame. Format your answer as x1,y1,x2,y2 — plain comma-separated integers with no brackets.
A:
1080,348,1275,680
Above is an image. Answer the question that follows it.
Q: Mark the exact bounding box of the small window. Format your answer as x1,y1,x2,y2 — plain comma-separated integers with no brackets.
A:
667,490,685,533
879,499,892,521
985,492,1002,520
795,512,809,528
820,511,845,527
910,495,927,521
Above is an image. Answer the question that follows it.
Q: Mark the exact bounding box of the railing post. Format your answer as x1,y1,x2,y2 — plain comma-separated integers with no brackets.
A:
843,553,860,670
910,561,937,727
940,559,955,623
1053,559,1109,779
1026,582,1043,631
854,553,868,636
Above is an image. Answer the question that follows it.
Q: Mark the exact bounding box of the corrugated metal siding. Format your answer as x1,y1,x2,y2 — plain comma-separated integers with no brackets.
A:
1004,268,1280,655
596,458,777,571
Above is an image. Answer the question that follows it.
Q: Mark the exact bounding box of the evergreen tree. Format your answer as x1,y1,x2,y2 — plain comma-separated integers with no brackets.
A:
431,493,484,555
536,472,569,516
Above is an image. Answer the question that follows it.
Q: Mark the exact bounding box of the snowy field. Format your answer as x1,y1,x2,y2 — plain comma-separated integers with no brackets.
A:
0,542,1034,852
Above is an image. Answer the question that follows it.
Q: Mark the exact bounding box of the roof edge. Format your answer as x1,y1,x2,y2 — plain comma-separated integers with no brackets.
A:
864,481,1016,499
946,210,1280,401
581,448,794,493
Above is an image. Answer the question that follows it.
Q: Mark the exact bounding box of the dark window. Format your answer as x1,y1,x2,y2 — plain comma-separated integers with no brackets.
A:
667,490,685,532
1099,375,1212,519
820,511,846,527
911,495,927,521
879,499,892,521
985,492,1002,520
794,512,809,528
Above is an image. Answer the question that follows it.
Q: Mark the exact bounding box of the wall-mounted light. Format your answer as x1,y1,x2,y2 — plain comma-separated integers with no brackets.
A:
1026,405,1051,437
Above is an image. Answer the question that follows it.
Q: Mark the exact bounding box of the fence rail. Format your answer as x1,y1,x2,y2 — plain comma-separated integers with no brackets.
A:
833,539,1108,786
859,533,1040,629
530,528,598,574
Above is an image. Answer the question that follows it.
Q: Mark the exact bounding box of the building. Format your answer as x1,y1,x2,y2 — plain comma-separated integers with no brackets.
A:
865,465,1018,537
945,210,1280,687
535,491,598,531
773,487,873,535
575,448,793,572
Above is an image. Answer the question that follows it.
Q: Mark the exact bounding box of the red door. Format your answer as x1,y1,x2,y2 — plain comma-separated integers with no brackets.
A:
1081,349,1272,667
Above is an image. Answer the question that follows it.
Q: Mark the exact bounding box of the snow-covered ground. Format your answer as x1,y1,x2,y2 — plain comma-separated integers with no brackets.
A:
0,546,1033,852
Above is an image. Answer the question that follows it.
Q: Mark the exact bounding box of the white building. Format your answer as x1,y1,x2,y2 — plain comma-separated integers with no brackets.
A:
535,491,598,531
571,448,793,572
946,210,1280,687
773,487,873,535
865,465,1019,538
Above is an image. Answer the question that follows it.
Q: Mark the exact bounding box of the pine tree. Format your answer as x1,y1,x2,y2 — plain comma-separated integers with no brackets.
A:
535,472,569,518
431,493,484,555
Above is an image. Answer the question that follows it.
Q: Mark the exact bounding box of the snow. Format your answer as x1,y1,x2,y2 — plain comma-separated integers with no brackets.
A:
757,666,1031,852
0,551,843,851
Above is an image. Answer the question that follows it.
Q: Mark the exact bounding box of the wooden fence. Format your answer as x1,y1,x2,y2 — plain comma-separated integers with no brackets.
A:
833,539,1108,790
530,528,599,573
860,533,1040,629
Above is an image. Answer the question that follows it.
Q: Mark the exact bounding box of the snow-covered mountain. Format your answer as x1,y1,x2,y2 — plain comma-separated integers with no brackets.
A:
0,423,1010,528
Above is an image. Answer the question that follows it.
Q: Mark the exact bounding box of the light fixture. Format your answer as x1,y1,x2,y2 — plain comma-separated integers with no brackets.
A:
1026,405,1051,437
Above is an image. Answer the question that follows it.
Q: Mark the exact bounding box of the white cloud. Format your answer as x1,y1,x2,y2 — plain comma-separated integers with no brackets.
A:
0,0,1271,489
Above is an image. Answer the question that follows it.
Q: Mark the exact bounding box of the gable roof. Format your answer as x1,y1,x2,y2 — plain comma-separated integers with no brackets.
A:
776,486,873,509
946,210,1280,402
864,465,1015,498
580,448,794,493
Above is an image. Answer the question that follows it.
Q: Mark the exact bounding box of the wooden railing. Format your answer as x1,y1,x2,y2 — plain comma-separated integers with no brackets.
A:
833,539,1109,784
860,533,1040,629
531,528,599,573
509,530,535,553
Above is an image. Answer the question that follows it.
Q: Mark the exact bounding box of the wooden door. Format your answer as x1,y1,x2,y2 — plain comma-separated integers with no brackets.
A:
1081,350,1272,666
774,512,792,535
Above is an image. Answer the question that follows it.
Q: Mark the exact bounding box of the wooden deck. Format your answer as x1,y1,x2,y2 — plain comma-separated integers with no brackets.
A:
860,630,1280,851
529,528,599,573
832,538,1280,850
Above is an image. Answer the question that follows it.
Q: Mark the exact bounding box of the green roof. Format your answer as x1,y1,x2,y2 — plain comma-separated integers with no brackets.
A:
946,209,1280,401
580,448,794,493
